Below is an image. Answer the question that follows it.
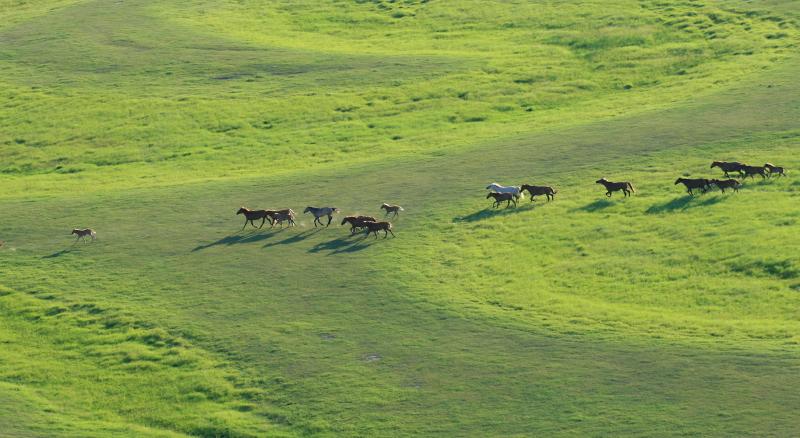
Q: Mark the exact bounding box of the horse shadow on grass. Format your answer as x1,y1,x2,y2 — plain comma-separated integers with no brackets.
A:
646,195,724,214
454,204,536,222
262,228,322,248
309,232,377,255
42,248,73,259
192,228,283,251
575,199,615,212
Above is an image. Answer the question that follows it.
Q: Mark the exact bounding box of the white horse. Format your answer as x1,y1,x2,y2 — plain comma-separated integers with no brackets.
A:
303,206,339,227
486,183,524,199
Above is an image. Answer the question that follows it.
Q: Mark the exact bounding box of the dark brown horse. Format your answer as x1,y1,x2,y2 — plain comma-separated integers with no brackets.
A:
364,221,395,238
596,178,634,197
71,228,96,242
764,163,785,177
486,192,517,208
710,161,745,177
341,216,377,234
741,165,768,179
236,207,271,230
711,178,740,193
520,184,556,202
674,177,711,195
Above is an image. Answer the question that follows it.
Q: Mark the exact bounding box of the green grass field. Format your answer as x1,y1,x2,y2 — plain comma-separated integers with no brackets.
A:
1,0,799,436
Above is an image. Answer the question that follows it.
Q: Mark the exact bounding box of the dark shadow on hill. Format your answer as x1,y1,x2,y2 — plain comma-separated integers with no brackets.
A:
576,199,615,212
646,195,724,214
42,249,73,258
262,228,322,248
192,229,282,251
309,233,378,254
454,204,535,222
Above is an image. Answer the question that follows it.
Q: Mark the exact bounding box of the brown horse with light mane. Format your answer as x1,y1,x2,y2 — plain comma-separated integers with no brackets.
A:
71,228,96,242
270,209,296,228
380,203,404,217
764,163,785,177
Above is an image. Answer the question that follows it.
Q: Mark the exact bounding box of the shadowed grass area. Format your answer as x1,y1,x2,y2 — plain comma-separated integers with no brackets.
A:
1,0,800,436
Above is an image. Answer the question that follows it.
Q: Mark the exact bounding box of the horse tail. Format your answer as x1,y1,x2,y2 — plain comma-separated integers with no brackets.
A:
627,182,635,193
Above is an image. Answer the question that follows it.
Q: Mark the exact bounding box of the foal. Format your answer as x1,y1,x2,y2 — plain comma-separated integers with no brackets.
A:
341,216,376,234
764,163,785,177
380,203,404,217
674,177,711,195
596,178,635,197
520,184,556,202
304,206,339,227
270,209,296,228
265,209,294,228
364,221,395,239
711,179,740,193
236,207,271,230
486,192,517,208
71,228,96,242
710,161,745,177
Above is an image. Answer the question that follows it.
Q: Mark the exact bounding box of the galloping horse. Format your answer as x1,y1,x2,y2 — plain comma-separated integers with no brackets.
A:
486,192,517,208
71,228,96,242
596,178,635,197
710,161,745,177
304,206,339,227
675,177,711,195
341,216,376,234
270,209,296,228
764,163,785,177
711,179,740,193
486,183,523,200
236,207,271,230
265,209,294,228
741,165,768,179
520,184,556,202
380,203,404,217
364,221,395,238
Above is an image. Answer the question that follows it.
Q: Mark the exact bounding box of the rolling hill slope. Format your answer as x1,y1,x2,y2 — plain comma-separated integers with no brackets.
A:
1,0,799,436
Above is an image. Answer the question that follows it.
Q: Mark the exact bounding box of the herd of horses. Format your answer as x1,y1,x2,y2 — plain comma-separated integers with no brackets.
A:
236,203,403,238
485,160,786,208
66,160,786,244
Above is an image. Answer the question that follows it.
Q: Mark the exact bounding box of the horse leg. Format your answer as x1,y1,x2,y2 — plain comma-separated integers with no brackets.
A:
258,217,265,229
242,220,248,231
326,215,332,227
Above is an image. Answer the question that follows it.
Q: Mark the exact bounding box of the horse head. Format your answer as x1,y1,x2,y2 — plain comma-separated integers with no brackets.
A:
303,207,313,214
236,207,247,215
595,178,608,184
674,178,684,185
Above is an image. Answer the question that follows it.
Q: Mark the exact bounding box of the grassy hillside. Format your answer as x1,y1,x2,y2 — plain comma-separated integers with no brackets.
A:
1,0,800,436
